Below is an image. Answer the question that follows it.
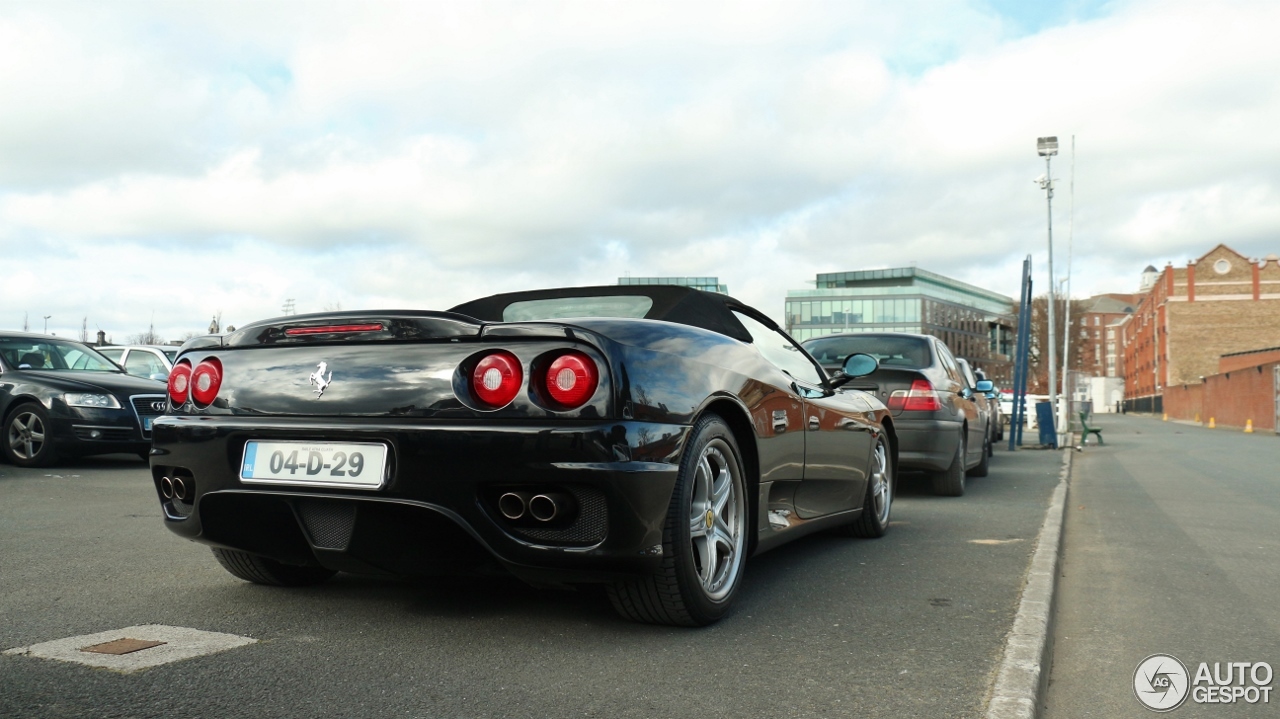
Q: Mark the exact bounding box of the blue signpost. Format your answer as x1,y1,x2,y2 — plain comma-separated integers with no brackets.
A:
1009,256,1033,450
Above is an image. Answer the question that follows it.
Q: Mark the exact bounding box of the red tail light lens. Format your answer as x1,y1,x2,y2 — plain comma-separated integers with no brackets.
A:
191,358,223,407
471,352,523,408
888,379,942,412
168,361,192,405
543,352,599,409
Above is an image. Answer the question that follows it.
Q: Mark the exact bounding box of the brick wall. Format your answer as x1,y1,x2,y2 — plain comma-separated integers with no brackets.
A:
1163,382,1205,423
1166,299,1280,385
1220,347,1280,373
1162,361,1278,431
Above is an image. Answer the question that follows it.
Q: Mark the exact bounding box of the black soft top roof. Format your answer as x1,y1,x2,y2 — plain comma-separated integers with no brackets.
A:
449,285,763,343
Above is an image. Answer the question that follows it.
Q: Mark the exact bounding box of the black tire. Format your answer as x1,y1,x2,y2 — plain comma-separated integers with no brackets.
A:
837,432,893,538
968,432,990,477
3,403,60,468
608,415,748,626
931,434,966,497
211,548,336,587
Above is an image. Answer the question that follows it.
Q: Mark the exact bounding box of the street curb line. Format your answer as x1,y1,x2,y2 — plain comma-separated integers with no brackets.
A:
984,447,1072,719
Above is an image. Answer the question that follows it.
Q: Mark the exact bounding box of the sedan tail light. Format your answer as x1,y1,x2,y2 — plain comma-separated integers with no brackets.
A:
542,352,598,409
888,379,942,412
191,358,223,407
471,351,523,408
168,361,192,405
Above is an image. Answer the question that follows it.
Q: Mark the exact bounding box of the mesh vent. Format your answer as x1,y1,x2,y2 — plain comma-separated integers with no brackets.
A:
512,487,607,545
298,500,357,550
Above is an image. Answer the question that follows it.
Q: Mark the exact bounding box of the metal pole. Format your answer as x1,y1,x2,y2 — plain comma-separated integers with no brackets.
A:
1010,256,1033,450
1044,155,1058,447
1060,135,1074,437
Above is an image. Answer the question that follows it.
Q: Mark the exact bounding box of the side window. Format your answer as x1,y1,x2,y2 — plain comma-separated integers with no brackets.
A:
125,352,164,377
733,312,825,386
98,348,124,362
935,342,963,385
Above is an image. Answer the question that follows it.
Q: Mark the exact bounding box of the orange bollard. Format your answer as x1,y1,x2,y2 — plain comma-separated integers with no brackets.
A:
1245,419,1254,433
1209,417,1216,429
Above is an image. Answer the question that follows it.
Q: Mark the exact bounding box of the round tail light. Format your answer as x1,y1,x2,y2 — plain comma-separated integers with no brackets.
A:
191,358,223,407
544,352,598,409
168,361,192,405
471,351,523,408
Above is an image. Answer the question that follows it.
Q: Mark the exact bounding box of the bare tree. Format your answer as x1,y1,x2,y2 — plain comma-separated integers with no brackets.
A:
1013,295,1088,393
79,317,89,343
23,312,29,332
129,318,164,345
323,301,343,311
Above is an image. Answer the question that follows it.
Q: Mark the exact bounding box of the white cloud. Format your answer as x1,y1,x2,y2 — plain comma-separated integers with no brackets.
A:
2,0,1280,339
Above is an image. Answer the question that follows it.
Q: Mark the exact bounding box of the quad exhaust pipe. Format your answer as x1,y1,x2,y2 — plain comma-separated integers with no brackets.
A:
498,491,572,522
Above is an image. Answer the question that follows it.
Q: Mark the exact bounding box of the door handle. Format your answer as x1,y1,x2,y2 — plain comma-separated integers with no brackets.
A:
808,415,820,431
772,410,788,433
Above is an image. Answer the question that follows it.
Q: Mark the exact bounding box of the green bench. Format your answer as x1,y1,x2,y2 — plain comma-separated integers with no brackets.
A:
1079,412,1104,446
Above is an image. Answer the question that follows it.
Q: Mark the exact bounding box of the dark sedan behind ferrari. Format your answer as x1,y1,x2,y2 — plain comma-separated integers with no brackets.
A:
0,333,168,466
152,286,897,626
802,332,990,496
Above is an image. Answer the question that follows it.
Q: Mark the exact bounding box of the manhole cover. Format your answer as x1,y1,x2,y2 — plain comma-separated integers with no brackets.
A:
80,638,166,655
4,625,256,672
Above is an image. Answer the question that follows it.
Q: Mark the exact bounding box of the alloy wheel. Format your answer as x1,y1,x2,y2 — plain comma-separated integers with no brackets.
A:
869,439,891,524
687,439,745,601
8,411,46,460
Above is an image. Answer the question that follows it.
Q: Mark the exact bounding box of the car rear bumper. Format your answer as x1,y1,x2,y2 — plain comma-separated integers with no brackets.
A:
892,417,962,472
150,416,689,583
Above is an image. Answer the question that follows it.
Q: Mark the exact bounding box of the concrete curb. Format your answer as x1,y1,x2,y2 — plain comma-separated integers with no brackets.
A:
984,446,1073,719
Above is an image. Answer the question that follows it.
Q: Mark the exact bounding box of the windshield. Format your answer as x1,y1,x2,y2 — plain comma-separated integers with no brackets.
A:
802,335,932,369
0,338,122,372
163,349,179,361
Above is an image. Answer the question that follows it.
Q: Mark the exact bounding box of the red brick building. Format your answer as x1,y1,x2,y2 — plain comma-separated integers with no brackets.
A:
1120,244,1280,410
1078,293,1139,379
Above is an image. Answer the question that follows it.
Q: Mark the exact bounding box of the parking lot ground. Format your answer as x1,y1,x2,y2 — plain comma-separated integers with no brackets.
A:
2,444,1062,719
1044,414,1280,718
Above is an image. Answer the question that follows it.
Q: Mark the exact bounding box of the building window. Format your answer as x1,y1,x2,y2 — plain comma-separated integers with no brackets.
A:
1214,258,1231,274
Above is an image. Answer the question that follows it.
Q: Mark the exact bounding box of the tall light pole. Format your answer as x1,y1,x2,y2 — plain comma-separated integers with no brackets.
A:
1036,136,1058,445
43,315,52,334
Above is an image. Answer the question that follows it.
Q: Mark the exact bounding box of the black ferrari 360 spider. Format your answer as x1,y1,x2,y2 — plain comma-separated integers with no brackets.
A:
152,285,897,625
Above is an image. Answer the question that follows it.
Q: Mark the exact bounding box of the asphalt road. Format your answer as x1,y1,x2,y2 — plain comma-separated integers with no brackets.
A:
1,444,1061,719
1044,414,1280,718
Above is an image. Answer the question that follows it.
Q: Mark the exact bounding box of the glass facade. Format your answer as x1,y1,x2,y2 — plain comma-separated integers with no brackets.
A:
785,268,1016,384
618,277,728,294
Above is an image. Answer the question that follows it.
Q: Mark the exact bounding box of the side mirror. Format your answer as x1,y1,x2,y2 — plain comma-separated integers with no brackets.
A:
975,380,994,393
826,353,879,389
842,353,879,378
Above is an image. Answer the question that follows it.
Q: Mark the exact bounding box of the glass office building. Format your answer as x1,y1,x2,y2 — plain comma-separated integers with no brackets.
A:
618,276,728,294
785,267,1016,383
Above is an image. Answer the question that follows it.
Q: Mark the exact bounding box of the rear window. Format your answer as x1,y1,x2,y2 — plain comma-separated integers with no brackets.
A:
502,295,654,322
802,335,932,369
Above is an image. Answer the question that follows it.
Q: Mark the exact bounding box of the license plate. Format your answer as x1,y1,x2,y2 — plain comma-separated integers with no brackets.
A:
240,441,387,489
143,417,155,431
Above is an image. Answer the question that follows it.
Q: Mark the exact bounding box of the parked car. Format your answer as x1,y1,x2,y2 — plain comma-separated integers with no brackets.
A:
0,333,168,466
96,345,178,380
955,358,996,453
151,285,897,626
801,332,990,496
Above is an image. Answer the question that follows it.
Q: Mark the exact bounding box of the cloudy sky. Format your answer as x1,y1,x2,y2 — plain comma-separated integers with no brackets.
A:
3,0,1278,341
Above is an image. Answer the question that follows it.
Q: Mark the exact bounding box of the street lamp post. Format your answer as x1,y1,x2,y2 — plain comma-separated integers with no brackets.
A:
1036,136,1058,446
43,315,52,334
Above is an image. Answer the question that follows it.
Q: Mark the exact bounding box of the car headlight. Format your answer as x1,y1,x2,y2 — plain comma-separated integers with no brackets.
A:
64,393,122,409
